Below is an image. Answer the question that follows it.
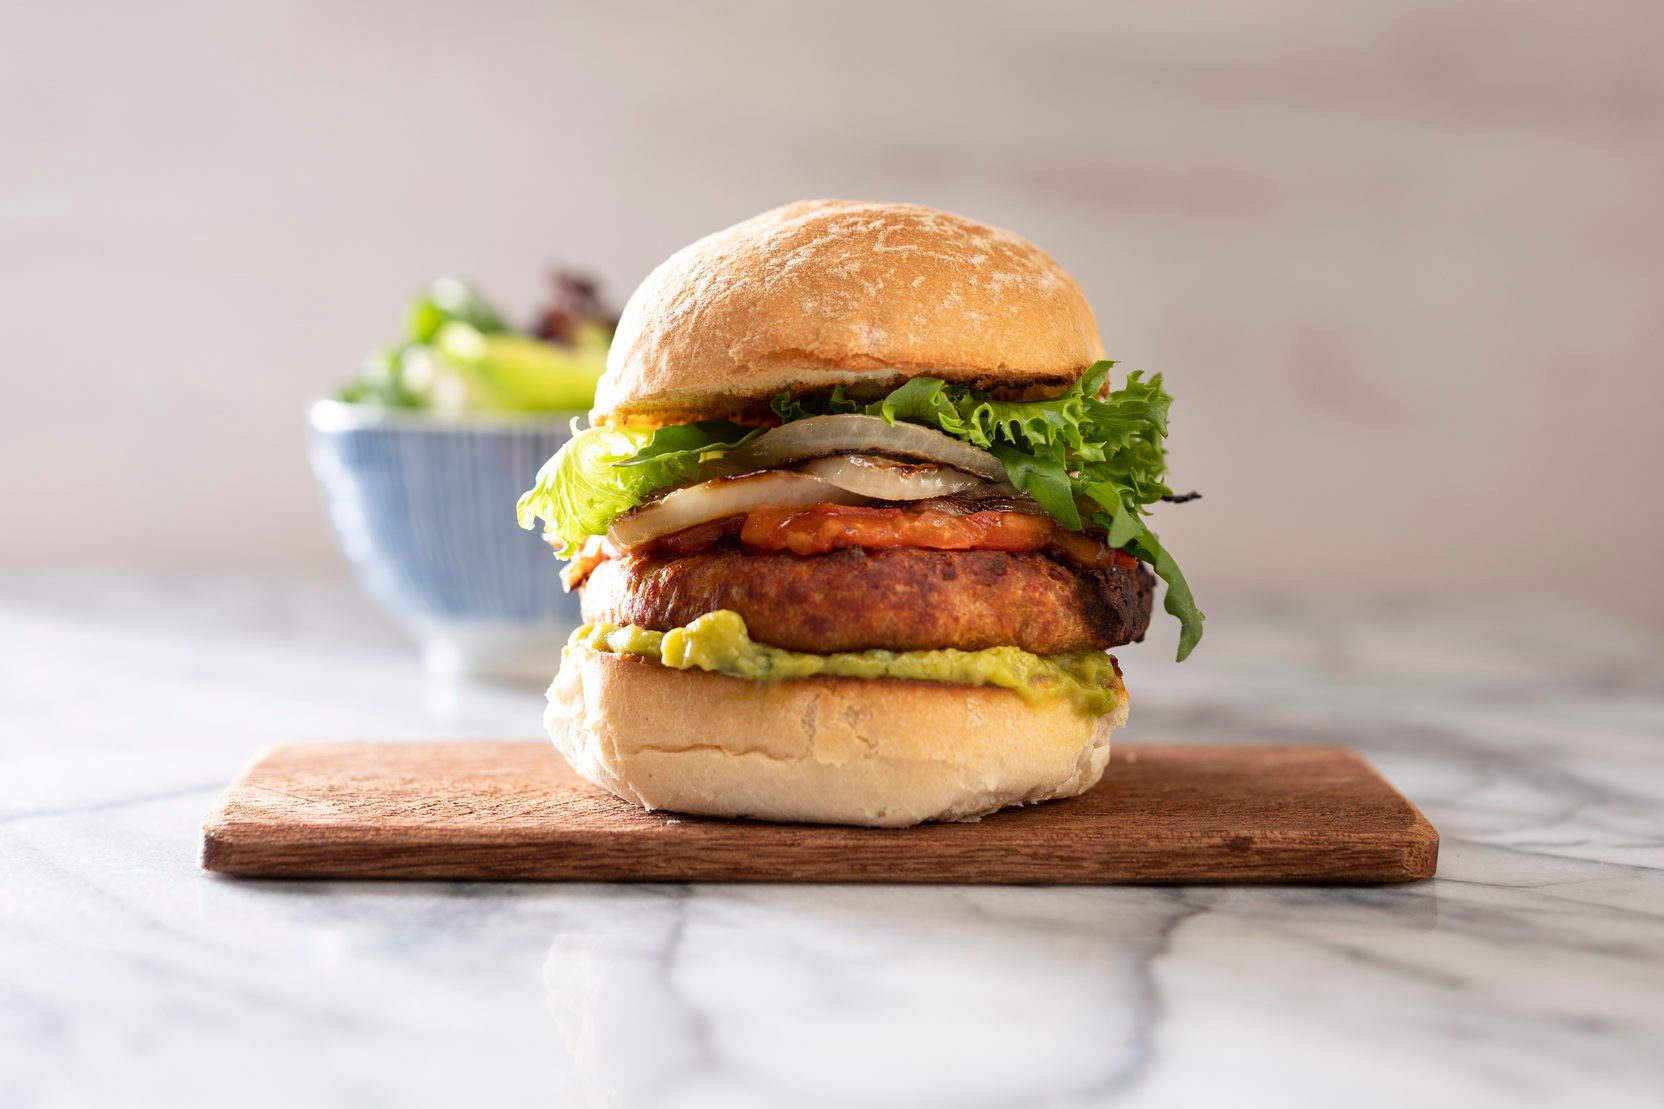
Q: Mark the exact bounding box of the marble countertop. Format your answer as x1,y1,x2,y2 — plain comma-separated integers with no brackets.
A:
3,578,1661,1108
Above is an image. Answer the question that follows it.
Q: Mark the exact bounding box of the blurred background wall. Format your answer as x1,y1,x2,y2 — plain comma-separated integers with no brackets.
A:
6,1,1661,630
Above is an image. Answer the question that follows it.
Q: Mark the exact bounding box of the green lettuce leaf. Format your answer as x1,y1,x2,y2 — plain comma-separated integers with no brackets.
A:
515,420,760,555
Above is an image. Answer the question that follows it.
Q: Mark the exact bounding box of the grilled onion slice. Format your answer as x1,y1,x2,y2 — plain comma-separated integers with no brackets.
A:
606,471,865,549
725,414,1006,481
910,491,1043,515
800,455,985,501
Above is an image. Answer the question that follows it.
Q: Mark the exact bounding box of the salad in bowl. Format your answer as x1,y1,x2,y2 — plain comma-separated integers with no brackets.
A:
310,272,615,681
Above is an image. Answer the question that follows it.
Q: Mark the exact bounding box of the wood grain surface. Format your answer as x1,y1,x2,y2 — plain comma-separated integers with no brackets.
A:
199,742,1437,884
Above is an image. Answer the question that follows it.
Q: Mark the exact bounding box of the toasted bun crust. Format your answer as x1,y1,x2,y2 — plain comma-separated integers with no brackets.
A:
593,200,1106,426
545,651,1129,827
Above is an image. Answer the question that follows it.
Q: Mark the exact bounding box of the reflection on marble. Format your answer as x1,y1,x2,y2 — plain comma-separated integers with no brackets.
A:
2,578,1662,1108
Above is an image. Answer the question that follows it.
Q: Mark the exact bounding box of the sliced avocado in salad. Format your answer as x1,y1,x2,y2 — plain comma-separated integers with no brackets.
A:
339,273,615,413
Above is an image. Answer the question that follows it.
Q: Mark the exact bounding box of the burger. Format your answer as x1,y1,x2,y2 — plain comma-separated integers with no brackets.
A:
517,200,1202,827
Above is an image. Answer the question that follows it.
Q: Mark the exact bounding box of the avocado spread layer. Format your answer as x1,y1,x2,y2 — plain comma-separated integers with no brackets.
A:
569,609,1124,716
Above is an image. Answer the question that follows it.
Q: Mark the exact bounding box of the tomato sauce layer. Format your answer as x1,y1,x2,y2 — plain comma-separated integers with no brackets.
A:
580,502,1137,571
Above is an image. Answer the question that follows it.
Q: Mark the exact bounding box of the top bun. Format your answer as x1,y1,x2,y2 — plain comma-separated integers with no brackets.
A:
592,200,1106,426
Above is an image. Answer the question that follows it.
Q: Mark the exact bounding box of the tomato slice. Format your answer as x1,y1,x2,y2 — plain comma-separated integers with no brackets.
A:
564,504,1142,589
739,504,1138,569
1049,528,1141,571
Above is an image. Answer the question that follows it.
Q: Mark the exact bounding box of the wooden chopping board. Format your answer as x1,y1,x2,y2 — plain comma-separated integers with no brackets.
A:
199,742,1437,883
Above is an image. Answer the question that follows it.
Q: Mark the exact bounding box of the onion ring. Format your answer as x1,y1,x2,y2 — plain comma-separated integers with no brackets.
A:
606,471,865,549
799,455,984,500
725,414,1006,480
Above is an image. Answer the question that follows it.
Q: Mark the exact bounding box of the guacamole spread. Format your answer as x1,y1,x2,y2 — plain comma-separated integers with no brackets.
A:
568,610,1124,716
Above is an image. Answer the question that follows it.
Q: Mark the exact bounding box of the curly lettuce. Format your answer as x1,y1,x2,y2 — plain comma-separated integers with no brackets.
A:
517,362,1202,660
514,420,760,556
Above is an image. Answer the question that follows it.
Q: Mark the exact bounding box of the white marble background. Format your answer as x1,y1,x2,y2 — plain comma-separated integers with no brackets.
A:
3,579,1661,1108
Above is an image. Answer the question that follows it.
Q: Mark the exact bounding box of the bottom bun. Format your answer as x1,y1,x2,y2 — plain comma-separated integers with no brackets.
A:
544,650,1129,827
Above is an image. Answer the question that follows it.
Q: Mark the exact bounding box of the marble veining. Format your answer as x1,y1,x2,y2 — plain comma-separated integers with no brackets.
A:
2,578,1662,1108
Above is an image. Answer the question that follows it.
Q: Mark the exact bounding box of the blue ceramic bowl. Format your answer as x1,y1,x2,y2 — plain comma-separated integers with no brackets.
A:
308,400,582,682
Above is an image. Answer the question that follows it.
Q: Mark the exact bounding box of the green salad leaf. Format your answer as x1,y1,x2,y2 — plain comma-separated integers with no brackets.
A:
406,277,511,343
339,345,427,408
515,421,761,555
341,277,613,412
518,361,1202,659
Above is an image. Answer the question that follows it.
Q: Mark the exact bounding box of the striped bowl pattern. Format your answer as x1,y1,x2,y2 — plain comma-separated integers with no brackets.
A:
308,400,583,681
